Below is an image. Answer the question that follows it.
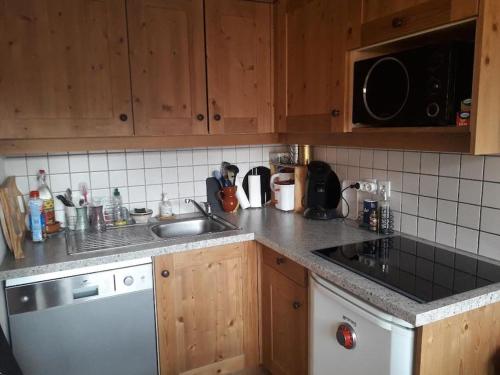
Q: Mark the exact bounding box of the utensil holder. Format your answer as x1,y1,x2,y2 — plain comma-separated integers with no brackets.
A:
64,207,77,230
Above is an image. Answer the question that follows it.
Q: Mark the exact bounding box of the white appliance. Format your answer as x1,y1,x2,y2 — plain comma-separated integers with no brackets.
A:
310,273,415,375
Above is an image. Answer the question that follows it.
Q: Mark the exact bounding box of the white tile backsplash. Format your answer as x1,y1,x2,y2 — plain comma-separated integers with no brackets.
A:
460,155,484,180
436,222,456,248
388,151,404,171
482,182,500,209
484,156,500,182
437,199,458,224
458,179,482,205
315,147,500,261
403,151,420,173
69,154,89,173
438,177,459,201
5,145,276,221
373,150,388,170
419,175,438,197
420,153,439,175
439,154,461,178
457,203,481,230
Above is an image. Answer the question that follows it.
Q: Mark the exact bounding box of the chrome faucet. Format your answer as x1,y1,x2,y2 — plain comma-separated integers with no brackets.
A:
185,199,212,218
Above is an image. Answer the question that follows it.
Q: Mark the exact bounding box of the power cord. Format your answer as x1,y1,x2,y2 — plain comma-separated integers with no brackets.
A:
338,182,360,219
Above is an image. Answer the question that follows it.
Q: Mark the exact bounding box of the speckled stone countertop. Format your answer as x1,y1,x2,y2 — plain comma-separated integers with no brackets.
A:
1,208,500,327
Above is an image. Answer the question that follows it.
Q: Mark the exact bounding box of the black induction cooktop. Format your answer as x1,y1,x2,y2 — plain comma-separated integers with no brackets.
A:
313,236,500,303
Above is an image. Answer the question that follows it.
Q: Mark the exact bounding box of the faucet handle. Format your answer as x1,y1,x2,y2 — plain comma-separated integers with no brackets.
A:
202,202,212,216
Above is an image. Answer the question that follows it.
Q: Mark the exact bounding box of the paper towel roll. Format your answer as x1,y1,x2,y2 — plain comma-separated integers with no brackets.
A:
248,175,262,208
236,182,250,209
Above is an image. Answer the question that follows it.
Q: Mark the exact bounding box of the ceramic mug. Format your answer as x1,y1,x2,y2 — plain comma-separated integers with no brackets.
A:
217,186,239,213
274,181,295,211
270,173,294,209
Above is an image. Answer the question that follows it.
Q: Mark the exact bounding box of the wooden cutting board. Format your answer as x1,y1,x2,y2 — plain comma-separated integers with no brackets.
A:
0,177,26,259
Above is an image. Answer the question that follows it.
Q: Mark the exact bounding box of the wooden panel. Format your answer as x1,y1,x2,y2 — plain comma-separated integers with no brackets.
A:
362,0,478,23
0,0,133,138
282,129,471,153
261,246,307,288
361,0,478,47
0,133,279,155
127,0,208,136
206,0,272,134
414,302,500,375
276,0,357,133
261,264,308,375
154,242,259,375
470,0,500,155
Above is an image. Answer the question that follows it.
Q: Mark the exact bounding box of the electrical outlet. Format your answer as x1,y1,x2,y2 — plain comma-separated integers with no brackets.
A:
358,180,378,193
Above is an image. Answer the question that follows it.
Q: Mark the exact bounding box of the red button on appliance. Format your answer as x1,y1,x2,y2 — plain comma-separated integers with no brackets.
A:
336,323,357,350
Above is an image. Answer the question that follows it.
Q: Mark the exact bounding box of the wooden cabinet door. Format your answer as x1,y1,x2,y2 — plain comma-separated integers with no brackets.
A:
262,263,308,375
127,0,208,136
205,0,272,135
275,0,359,134
154,242,259,375
360,0,479,46
0,0,133,139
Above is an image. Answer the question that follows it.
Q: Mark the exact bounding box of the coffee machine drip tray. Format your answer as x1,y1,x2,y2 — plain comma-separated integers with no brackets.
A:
303,207,338,220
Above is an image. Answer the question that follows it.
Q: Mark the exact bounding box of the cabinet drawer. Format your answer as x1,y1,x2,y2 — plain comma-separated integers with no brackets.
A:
261,246,307,287
361,0,478,47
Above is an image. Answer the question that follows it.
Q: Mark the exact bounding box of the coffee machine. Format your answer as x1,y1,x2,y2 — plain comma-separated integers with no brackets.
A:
303,161,341,220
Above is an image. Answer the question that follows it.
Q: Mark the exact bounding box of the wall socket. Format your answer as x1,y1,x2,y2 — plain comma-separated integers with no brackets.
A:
358,180,378,193
357,180,391,198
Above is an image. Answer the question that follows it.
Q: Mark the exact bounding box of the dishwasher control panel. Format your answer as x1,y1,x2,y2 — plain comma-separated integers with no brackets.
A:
6,263,153,315
114,264,152,293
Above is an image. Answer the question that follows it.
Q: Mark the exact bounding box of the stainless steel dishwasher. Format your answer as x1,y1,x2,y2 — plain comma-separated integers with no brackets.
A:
5,258,158,375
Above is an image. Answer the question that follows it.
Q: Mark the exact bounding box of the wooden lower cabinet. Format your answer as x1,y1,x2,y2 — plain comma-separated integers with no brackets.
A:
414,301,500,375
154,242,259,375
261,247,308,375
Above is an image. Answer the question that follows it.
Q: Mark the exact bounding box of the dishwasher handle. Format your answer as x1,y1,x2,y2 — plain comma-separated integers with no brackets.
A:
73,286,99,300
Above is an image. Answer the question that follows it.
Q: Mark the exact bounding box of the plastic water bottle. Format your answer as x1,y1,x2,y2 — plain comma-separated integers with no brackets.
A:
112,188,126,226
29,191,44,242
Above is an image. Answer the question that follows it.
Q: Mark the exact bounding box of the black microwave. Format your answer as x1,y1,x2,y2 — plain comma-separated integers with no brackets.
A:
352,42,474,126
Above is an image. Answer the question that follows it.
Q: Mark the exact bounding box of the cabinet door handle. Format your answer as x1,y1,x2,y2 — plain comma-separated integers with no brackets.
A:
331,109,341,117
196,113,205,121
392,17,404,28
119,113,128,122
292,301,302,310
213,114,222,121
161,270,170,278
276,257,285,265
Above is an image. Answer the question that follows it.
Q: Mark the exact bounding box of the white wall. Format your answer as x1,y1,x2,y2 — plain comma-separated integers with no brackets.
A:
314,146,500,261
3,145,284,226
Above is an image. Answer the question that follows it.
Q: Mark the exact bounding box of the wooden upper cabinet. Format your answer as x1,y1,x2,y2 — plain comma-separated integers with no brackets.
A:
275,0,359,134
205,0,272,135
360,0,479,47
127,0,208,136
0,0,133,139
154,242,259,375
470,0,500,155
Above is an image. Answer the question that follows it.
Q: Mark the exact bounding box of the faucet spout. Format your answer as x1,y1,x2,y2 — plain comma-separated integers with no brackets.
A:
185,199,212,218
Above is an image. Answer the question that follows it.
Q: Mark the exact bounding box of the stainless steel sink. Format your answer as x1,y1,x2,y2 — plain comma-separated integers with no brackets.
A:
150,216,238,239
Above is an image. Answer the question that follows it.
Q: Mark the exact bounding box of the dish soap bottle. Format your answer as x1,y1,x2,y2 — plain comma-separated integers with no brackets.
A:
37,170,55,229
159,193,173,219
112,188,126,226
